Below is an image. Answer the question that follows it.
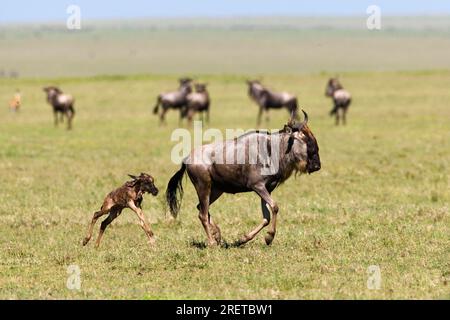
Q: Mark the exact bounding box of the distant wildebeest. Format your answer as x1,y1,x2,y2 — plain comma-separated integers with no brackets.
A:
43,86,75,130
166,110,320,247
247,80,299,126
325,78,352,125
9,89,21,112
182,83,210,124
83,173,159,248
153,78,193,124
9,70,19,79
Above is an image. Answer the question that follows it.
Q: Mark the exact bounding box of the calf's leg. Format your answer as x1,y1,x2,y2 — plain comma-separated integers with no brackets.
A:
83,208,109,246
128,201,155,246
95,207,121,248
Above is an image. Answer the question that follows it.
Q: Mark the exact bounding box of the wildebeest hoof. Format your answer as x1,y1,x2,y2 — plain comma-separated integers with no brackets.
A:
207,239,218,247
235,235,250,246
264,233,274,246
212,227,222,244
82,238,89,246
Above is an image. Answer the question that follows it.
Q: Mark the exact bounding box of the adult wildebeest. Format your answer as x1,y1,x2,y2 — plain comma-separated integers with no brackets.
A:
43,86,75,130
182,83,210,124
153,78,193,124
325,78,352,125
82,173,159,248
247,80,299,126
166,110,320,247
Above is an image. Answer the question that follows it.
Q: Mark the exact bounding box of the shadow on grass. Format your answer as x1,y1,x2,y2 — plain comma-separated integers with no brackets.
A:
189,239,246,250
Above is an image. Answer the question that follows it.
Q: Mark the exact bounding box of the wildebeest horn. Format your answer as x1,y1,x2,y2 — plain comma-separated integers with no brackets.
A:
292,110,308,131
301,109,308,124
128,174,138,180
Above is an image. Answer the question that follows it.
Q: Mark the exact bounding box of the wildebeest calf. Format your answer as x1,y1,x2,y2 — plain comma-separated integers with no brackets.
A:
82,173,159,248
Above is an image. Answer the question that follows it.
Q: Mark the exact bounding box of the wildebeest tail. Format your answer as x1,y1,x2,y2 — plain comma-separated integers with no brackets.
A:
153,95,161,114
166,162,186,218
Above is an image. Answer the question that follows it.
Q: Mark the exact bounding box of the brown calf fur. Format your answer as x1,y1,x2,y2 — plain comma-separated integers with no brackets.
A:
82,173,159,248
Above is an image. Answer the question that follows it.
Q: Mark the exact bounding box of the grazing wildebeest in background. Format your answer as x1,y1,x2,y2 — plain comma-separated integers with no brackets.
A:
43,86,75,130
183,83,210,124
153,78,193,124
9,89,21,112
83,173,159,248
247,80,299,126
325,78,352,125
166,110,320,247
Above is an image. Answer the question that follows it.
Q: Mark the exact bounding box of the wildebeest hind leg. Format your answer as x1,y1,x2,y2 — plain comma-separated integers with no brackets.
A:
194,181,217,246
83,208,109,246
67,112,74,130
197,187,223,244
95,207,121,248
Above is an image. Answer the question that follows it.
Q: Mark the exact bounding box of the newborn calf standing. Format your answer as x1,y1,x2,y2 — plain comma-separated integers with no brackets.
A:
83,173,159,248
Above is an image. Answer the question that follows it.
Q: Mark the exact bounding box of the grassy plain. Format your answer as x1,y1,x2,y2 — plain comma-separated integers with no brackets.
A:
1,16,450,77
0,70,449,299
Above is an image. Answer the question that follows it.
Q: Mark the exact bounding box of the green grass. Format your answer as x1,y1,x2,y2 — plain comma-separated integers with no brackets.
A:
0,71,449,299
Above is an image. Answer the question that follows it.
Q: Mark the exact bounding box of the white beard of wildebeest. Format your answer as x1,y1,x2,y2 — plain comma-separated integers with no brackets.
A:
247,80,299,125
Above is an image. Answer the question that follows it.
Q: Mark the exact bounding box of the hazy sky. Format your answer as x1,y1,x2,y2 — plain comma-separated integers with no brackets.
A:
1,0,449,23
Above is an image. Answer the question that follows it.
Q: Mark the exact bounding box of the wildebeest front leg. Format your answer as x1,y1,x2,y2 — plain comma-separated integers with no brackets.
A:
128,201,155,245
257,107,263,126
236,185,276,246
54,111,59,127
261,199,277,245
